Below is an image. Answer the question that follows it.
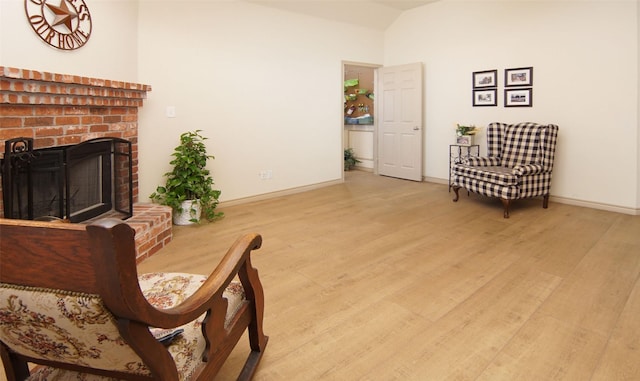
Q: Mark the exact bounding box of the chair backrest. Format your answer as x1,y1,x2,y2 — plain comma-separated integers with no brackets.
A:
486,122,507,159
0,218,174,379
538,123,559,172
0,283,148,375
486,122,559,170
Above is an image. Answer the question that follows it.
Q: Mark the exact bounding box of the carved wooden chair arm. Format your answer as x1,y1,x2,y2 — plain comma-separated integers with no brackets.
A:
87,219,264,328
150,233,264,327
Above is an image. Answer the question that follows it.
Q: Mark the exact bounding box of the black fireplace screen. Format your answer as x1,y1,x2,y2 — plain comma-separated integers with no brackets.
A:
1,137,133,223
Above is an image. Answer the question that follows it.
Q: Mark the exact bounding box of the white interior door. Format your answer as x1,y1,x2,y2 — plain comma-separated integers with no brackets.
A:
377,63,423,181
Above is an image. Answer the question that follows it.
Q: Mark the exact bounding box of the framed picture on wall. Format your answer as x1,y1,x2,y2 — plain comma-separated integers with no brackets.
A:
473,88,497,106
505,67,533,87
472,69,497,88
505,88,532,107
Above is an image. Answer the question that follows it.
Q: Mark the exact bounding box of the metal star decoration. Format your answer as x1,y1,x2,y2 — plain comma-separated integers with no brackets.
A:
45,0,77,32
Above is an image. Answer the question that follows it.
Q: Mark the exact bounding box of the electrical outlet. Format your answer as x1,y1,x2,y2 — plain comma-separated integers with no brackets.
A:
258,170,272,180
166,106,176,118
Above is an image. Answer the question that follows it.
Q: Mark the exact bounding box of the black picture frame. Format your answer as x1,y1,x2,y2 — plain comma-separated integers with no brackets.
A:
472,69,497,88
505,67,533,87
504,88,532,107
473,88,497,107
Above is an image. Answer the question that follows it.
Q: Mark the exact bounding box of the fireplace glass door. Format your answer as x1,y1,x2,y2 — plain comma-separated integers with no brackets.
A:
2,137,133,223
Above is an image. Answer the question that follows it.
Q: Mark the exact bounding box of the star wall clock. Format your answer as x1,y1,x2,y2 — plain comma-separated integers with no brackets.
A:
24,0,92,50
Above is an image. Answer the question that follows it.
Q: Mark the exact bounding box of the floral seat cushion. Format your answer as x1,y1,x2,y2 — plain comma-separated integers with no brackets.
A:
0,273,245,381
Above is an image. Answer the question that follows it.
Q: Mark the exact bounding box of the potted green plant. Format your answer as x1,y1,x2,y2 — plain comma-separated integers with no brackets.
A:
455,123,481,146
455,123,481,137
344,148,361,171
150,130,223,225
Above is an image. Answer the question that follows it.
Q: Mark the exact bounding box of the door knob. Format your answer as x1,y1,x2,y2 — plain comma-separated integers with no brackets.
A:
413,126,420,130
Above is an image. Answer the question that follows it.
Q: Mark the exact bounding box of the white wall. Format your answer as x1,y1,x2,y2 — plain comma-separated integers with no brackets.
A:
0,0,139,82
136,1,383,202
386,0,640,211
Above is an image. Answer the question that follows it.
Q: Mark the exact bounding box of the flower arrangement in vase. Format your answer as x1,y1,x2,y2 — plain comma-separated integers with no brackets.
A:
455,124,481,145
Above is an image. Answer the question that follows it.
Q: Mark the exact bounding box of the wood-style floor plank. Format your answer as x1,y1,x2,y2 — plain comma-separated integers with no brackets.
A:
591,272,640,381
477,315,607,381
1,171,638,381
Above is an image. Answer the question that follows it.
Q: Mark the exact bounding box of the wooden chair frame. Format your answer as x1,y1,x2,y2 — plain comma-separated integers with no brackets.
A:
0,218,268,381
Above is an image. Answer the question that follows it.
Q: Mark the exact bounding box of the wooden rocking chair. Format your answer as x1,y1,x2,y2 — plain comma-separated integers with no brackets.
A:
0,218,268,380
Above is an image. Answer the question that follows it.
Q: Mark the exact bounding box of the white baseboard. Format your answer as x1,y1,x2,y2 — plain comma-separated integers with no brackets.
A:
549,196,640,216
423,176,448,185
219,179,343,208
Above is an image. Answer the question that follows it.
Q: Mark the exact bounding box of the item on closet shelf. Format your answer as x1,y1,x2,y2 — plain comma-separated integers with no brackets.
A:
344,78,359,88
346,105,356,115
345,114,373,125
357,114,373,125
367,93,374,100
357,89,368,94
345,94,357,101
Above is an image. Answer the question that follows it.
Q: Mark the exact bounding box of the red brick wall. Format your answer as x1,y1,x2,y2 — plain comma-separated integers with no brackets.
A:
0,67,151,218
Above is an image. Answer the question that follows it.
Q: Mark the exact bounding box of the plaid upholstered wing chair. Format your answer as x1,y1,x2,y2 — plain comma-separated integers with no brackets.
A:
451,122,559,218
0,218,268,381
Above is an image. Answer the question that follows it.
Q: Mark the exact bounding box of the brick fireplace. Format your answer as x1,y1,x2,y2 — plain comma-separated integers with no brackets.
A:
0,66,171,262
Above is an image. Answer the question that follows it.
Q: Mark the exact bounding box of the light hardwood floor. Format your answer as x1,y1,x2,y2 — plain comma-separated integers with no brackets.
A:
3,171,639,380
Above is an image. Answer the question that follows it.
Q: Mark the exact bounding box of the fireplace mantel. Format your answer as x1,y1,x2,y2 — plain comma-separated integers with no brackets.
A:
0,66,151,107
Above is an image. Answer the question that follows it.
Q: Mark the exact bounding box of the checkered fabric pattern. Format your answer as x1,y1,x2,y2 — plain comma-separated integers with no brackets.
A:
501,123,542,167
486,122,507,158
452,122,559,201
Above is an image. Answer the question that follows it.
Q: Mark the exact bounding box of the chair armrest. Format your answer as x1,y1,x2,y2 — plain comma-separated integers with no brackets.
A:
464,156,502,166
513,164,545,176
87,219,263,328
153,233,264,326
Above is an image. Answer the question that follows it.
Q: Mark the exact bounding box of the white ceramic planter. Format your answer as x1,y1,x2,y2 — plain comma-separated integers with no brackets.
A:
172,199,202,225
456,134,474,146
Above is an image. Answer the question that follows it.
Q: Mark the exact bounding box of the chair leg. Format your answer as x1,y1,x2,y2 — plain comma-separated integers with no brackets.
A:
237,254,269,381
543,194,550,209
238,336,269,381
240,308,268,381
1,344,30,381
452,186,461,202
500,198,511,218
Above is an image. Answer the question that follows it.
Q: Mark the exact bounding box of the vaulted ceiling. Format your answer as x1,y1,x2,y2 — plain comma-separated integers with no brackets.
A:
246,1,438,30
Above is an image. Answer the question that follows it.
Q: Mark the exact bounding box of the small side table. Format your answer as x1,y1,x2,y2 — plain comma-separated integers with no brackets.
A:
449,144,479,191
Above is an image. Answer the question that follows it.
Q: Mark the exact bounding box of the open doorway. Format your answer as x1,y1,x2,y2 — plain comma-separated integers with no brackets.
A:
342,61,423,181
343,62,380,173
